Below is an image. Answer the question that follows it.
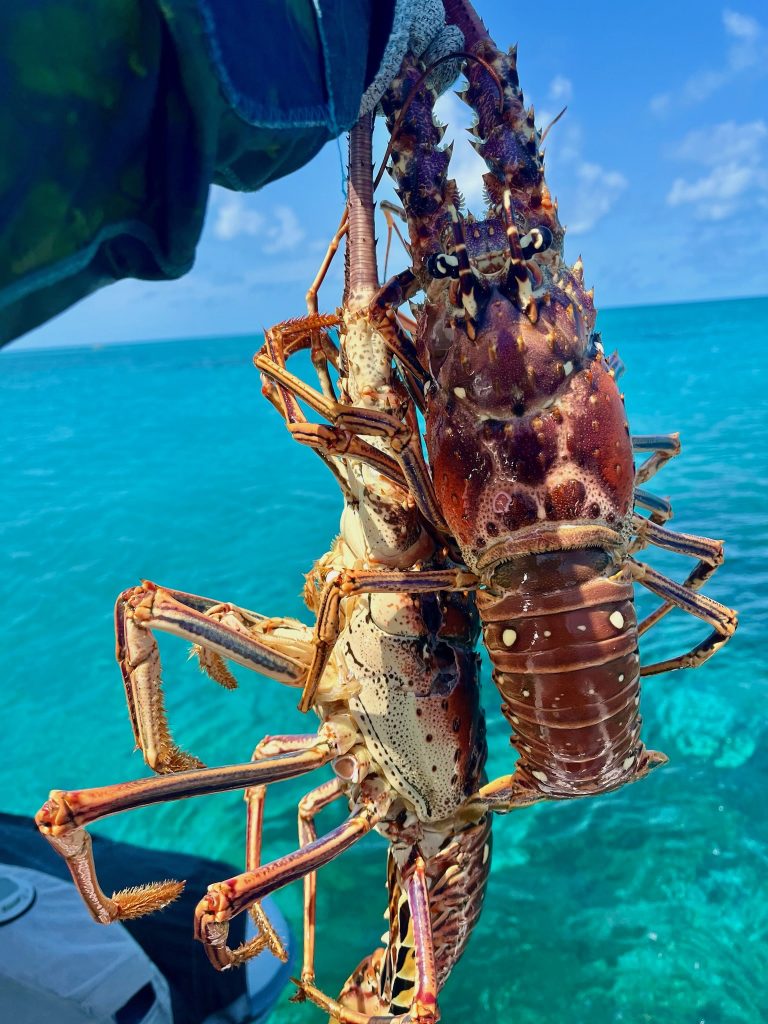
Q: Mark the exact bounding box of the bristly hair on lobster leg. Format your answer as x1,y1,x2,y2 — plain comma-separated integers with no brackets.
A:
375,4,737,809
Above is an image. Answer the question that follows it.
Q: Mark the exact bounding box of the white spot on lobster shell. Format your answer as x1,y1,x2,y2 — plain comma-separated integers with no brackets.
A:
610,610,625,630
502,628,517,647
622,755,635,770
454,386,467,399
532,770,548,783
563,360,574,376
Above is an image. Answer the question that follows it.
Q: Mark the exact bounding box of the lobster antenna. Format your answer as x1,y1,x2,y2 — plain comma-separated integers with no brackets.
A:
374,51,504,191
540,106,567,144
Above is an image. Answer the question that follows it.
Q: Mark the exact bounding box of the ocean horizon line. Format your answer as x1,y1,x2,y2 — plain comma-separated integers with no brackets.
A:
4,291,767,355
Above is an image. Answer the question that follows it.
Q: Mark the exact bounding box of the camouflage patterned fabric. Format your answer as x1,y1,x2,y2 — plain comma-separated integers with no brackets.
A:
0,0,395,343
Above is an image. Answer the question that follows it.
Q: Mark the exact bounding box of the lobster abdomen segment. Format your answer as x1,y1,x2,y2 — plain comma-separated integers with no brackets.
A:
478,563,663,798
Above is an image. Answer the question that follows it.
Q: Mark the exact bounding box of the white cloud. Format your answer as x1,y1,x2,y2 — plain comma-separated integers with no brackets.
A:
680,69,728,104
567,163,628,235
666,119,768,219
262,205,306,254
542,106,627,235
212,194,306,254
650,93,671,115
213,195,264,240
673,119,767,164
723,8,760,42
667,163,756,219
651,8,766,112
549,75,573,103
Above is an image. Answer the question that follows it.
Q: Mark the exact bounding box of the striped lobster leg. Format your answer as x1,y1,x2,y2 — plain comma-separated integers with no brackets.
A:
115,582,312,772
35,732,341,929
298,817,492,1023
195,797,387,971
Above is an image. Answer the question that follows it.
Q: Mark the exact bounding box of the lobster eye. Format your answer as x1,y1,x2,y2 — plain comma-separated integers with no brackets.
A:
427,253,460,279
520,226,553,259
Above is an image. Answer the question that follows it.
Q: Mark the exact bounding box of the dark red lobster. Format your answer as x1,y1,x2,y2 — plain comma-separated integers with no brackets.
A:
367,0,737,809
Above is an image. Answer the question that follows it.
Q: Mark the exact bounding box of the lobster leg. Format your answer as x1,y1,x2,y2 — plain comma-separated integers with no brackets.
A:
631,515,723,566
244,735,326,871
255,352,447,531
244,756,348,980
306,209,348,315
298,854,439,1024
634,488,673,524
300,566,477,711
367,308,429,410
631,559,737,675
195,799,384,971
396,854,439,1024
116,582,313,772
632,433,681,486
193,735,342,971
367,269,431,399
260,322,409,493
35,732,340,928
630,514,725,636
262,200,345,437
632,434,681,525
286,422,408,489
380,200,411,279
297,777,347,986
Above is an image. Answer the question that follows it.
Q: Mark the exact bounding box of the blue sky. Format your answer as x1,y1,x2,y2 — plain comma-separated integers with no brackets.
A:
15,1,768,349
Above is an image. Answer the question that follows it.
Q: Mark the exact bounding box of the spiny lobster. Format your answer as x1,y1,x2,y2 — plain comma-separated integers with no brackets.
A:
364,0,738,810
36,114,491,1024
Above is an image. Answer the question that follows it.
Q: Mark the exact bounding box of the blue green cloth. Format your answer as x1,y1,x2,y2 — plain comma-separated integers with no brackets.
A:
0,0,395,343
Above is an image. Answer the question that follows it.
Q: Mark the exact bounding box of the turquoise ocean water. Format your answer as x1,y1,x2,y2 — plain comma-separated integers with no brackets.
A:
2,296,766,1024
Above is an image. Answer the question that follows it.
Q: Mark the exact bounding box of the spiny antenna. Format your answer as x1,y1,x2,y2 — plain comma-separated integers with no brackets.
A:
374,52,504,191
